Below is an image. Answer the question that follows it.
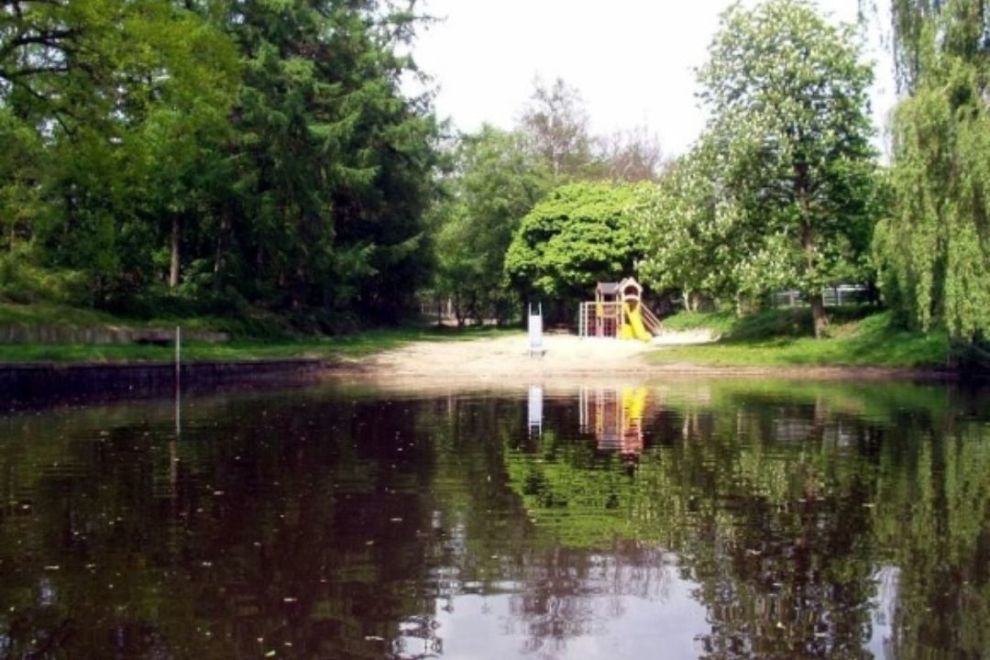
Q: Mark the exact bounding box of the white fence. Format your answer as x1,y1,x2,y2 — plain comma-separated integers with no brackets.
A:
771,284,869,308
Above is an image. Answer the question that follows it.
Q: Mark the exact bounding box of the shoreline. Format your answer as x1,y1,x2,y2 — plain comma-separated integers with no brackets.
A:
0,358,327,406
0,332,970,405
330,333,962,384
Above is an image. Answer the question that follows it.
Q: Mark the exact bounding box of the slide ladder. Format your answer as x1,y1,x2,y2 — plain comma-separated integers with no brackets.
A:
620,301,663,341
640,303,663,336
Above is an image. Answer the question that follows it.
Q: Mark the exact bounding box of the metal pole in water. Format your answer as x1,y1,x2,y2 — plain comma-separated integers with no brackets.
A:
175,326,181,385
175,326,181,438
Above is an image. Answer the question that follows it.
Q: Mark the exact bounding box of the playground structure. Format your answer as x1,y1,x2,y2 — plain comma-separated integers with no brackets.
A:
577,277,662,340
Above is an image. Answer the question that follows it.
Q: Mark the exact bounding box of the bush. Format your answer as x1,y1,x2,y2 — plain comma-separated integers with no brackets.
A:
0,249,90,306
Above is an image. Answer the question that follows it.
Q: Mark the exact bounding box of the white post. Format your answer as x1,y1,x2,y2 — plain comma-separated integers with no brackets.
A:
528,303,544,356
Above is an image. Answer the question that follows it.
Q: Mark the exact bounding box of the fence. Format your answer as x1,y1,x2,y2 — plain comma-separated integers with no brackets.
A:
771,284,869,308
577,301,663,338
577,301,622,338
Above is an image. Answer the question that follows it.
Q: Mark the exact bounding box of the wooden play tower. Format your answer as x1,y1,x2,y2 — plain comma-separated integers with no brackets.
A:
577,277,662,340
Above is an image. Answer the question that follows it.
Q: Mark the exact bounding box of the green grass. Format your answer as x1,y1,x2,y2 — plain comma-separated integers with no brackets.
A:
660,310,738,335
0,319,519,364
651,308,952,369
0,301,293,338
0,302,125,327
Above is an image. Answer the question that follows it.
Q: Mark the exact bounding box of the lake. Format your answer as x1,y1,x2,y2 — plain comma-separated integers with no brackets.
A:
0,378,988,658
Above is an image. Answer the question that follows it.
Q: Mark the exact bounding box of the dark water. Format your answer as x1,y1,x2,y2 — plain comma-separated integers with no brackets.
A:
1,379,989,659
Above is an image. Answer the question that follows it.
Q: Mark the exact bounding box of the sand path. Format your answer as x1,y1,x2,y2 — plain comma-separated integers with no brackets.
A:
353,331,713,382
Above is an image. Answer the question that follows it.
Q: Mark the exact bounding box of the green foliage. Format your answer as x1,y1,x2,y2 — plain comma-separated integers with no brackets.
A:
642,0,881,335
638,142,741,307
431,125,550,323
0,109,43,251
0,250,88,305
659,309,738,334
504,182,651,313
875,1,990,342
0,0,440,327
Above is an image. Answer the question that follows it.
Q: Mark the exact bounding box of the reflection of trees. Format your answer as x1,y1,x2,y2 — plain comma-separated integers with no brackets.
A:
505,545,675,656
504,380,990,658
412,393,680,658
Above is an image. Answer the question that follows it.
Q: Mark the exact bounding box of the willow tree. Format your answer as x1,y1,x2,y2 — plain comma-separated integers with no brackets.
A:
699,0,879,337
873,0,990,341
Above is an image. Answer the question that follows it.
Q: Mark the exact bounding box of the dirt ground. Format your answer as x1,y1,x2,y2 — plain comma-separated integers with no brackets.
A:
365,332,661,379
332,329,944,388
342,329,722,387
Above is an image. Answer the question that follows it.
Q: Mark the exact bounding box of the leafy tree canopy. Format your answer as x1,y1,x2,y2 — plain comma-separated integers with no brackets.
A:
873,0,990,341
0,0,440,327
693,0,880,335
431,125,550,323
504,182,651,311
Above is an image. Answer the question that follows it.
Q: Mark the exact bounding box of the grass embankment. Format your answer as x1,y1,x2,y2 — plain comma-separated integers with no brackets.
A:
0,302,515,364
652,307,951,369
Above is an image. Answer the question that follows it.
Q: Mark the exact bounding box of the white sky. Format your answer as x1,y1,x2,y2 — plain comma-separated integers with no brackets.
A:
410,0,897,158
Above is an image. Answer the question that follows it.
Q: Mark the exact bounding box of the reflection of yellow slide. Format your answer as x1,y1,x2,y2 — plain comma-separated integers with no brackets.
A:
620,386,648,454
621,386,648,422
619,301,652,341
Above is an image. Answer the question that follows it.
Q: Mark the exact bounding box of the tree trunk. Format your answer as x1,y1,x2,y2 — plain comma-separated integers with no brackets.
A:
212,207,231,295
811,293,827,339
169,215,181,290
796,160,826,338
453,293,465,327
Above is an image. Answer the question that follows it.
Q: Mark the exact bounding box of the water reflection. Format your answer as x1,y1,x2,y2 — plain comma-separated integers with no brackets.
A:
0,380,987,658
578,386,653,456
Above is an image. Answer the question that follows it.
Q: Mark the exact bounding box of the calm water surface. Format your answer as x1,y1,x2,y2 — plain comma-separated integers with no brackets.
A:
1,379,988,659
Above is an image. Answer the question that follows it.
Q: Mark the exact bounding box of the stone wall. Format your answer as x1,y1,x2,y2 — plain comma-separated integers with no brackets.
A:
0,324,228,345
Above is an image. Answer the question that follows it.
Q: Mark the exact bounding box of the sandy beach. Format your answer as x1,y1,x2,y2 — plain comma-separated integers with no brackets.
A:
335,330,942,387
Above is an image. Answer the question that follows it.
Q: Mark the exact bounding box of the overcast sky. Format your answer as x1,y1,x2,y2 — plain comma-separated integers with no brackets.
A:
410,0,897,157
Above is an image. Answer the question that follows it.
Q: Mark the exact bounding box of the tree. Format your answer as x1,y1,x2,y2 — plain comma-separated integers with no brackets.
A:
504,182,650,321
432,125,549,324
208,0,439,323
0,108,42,252
519,77,596,181
1,0,240,305
597,126,665,183
0,0,441,324
697,0,880,337
638,142,741,311
872,0,990,342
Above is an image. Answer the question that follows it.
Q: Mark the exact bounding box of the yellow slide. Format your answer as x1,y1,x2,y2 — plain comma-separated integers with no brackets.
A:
619,301,652,341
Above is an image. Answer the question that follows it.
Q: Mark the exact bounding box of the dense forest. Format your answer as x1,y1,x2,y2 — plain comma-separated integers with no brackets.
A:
1,0,988,347
0,0,439,327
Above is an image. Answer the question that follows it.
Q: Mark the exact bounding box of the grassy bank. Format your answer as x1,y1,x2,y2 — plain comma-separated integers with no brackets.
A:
0,301,291,337
651,307,952,369
0,302,517,364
